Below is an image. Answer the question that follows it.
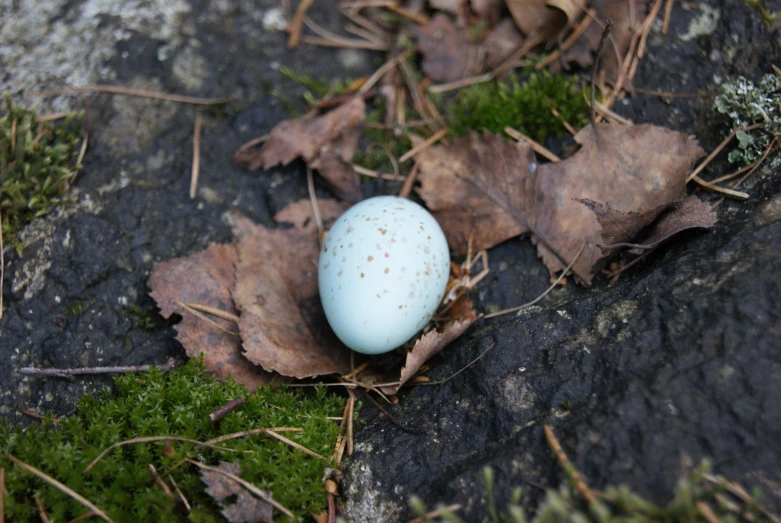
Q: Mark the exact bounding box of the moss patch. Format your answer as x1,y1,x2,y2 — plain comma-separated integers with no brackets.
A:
1,359,347,521
0,95,84,250
447,71,590,142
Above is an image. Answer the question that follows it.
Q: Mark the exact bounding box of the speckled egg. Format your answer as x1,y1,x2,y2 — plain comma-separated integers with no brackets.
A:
318,196,451,355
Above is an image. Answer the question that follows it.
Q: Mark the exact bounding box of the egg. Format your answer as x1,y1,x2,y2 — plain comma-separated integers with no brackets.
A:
318,196,451,355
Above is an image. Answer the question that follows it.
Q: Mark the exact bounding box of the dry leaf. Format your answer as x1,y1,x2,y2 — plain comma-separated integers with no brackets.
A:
505,0,579,42
483,19,526,69
430,0,465,15
415,125,705,283
148,243,273,391
471,0,504,23
577,199,674,250
231,201,351,378
200,461,273,523
415,131,536,254
233,97,365,201
414,14,486,83
555,0,646,84
583,196,718,255
533,124,704,282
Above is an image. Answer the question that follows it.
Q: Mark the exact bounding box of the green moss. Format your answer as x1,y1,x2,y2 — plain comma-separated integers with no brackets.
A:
714,74,781,165
124,304,170,331
64,300,84,316
0,95,84,247
1,359,347,521
353,103,414,178
447,71,590,142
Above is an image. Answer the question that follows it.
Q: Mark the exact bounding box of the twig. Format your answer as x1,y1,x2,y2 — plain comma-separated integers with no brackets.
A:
419,343,496,386
662,0,674,34
686,123,765,182
504,126,561,162
8,408,60,423
328,493,337,523
590,18,614,131
485,242,586,319
591,99,633,125
264,429,327,460
189,112,202,199
287,0,315,48
148,464,174,499
307,166,324,241
302,16,388,51
399,128,448,163
543,425,597,504
185,459,295,518
209,398,245,422
41,85,234,105
168,476,191,513
706,161,755,184
409,504,462,523
550,108,577,135
353,163,408,181
17,358,178,379
8,455,114,522
536,11,596,69
84,436,244,472
358,53,407,95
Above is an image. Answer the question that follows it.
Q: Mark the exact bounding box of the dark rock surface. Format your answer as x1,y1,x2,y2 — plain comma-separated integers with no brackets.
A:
1,0,780,521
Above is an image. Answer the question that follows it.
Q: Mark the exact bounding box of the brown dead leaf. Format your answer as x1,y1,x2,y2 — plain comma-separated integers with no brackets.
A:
533,124,704,282
471,0,504,23
505,0,579,43
233,97,365,202
577,199,674,249
415,131,536,254
555,0,646,84
583,195,717,255
148,243,273,391
430,0,465,15
415,124,705,283
483,19,526,69
200,461,273,523
414,13,486,83
231,201,351,378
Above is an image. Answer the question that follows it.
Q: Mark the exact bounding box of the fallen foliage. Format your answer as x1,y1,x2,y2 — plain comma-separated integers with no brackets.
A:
414,14,486,83
415,124,706,283
200,461,273,523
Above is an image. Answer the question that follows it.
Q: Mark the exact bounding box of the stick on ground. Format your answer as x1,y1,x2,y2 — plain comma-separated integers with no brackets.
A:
189,112,202,199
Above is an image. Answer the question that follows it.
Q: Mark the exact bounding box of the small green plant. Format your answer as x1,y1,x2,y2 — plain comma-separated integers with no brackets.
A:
0,95,84,247
448,71,590,142
1,359,347,521
714,74,781,165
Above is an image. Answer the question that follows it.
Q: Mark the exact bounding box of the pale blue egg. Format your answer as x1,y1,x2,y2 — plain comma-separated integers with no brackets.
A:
318,196,451,354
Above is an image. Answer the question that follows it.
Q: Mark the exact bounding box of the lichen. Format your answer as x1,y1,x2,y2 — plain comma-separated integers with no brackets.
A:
714,74,781,165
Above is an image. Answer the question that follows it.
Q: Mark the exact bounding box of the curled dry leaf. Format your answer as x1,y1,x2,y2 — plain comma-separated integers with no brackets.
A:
582,195,718,255
414,13,486,83
415,124,705,283
200,461,273,523
233,97,365,202
148,243,274,391
505,0,579,43
232,200,352,378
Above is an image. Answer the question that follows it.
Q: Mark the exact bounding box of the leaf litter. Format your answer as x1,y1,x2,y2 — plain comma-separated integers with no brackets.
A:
149,0,740,398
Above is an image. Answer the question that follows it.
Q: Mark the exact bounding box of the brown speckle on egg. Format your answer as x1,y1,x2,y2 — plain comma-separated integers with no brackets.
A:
384,267,390,274
368,255,374,262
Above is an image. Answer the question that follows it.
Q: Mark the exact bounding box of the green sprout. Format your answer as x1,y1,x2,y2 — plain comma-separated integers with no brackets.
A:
0,95,85,249
714,74,781,165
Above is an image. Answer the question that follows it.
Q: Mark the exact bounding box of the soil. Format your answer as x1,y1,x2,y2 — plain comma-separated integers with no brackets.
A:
1,0,780,521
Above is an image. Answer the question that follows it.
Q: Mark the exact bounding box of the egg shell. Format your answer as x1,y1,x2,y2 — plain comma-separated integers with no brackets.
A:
318,196,451,355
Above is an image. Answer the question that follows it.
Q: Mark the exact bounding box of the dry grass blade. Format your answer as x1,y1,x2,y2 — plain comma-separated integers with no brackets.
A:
352,163,408,181
177,301,240,336
543,425,597,504
84,436,244,472
428,73,493,94
730,136,778,190
148,464,174,499
34,495,50,523
8,455,114,522
303,16,388,50
346,390,355,457
399,128,448,163
690,175,748,199
42,85,234,105
485,242,585,319
398,163,420,198
190,112,202,199
205,427,303,446
686,123,765,182
34,111,76,123
307,166,324,240
662,0,674,34
287,0,315,48
536,10,596,69
186,459,295,518
168,476,191,513
264,430,327,460
504,127,561,162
